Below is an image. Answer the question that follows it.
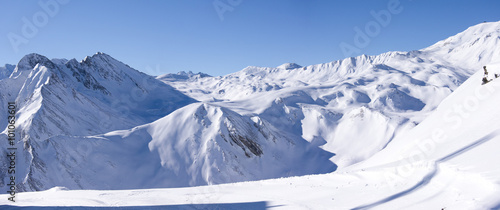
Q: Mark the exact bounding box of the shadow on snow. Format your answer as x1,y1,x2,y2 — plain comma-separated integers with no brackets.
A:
0,201,268,210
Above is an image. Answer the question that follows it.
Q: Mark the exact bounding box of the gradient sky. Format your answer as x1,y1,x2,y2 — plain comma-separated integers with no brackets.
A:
1,0,500,76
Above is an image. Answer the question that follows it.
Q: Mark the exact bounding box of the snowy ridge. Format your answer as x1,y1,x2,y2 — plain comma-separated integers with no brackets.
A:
164,51,471,102
10,52,196,142
424,21,500,68
0,53,196,191
277,62,302,70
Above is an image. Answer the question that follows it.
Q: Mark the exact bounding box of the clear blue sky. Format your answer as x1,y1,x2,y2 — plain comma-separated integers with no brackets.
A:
1,0,500,76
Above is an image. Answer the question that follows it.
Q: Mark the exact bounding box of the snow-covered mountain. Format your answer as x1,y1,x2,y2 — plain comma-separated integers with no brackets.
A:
1,21,500,195
0,52,336,192
4,34,500,210
425,21,500,69
156,71,211,82
0,64,15,80
0,52,196,191
160,21,500,168
6,52,196,138
17,103,335,190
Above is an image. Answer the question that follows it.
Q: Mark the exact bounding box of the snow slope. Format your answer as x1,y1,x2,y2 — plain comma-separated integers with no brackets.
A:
160,21,500,168
425,22,500,69
342,61,500,209
3,102,335,191
0,52,337,193
7,52,196,139
3,57,500,210
0,53,196,191
163,53,462,168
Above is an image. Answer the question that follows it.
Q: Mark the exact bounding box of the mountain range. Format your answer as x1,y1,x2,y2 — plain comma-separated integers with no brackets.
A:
1,20,500,206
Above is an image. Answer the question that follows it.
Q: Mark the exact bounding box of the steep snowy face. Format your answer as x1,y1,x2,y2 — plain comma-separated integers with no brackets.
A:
367,61,500,165
338,62,500,209
0,53,196,191
147,103,335,186
6,103,335,191
9,53,196,141
16,53,55,71
424,21,500,69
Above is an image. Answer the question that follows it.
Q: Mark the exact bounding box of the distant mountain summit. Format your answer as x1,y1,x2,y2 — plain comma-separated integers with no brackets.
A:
277,63,302,70
156,71,211,81
424,21,500,68
0,64,15,79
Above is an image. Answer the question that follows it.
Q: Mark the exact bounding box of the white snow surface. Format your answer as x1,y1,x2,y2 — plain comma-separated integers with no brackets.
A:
2,21,500,209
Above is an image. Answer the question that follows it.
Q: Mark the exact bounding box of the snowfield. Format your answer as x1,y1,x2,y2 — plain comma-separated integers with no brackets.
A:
1,21,500,209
